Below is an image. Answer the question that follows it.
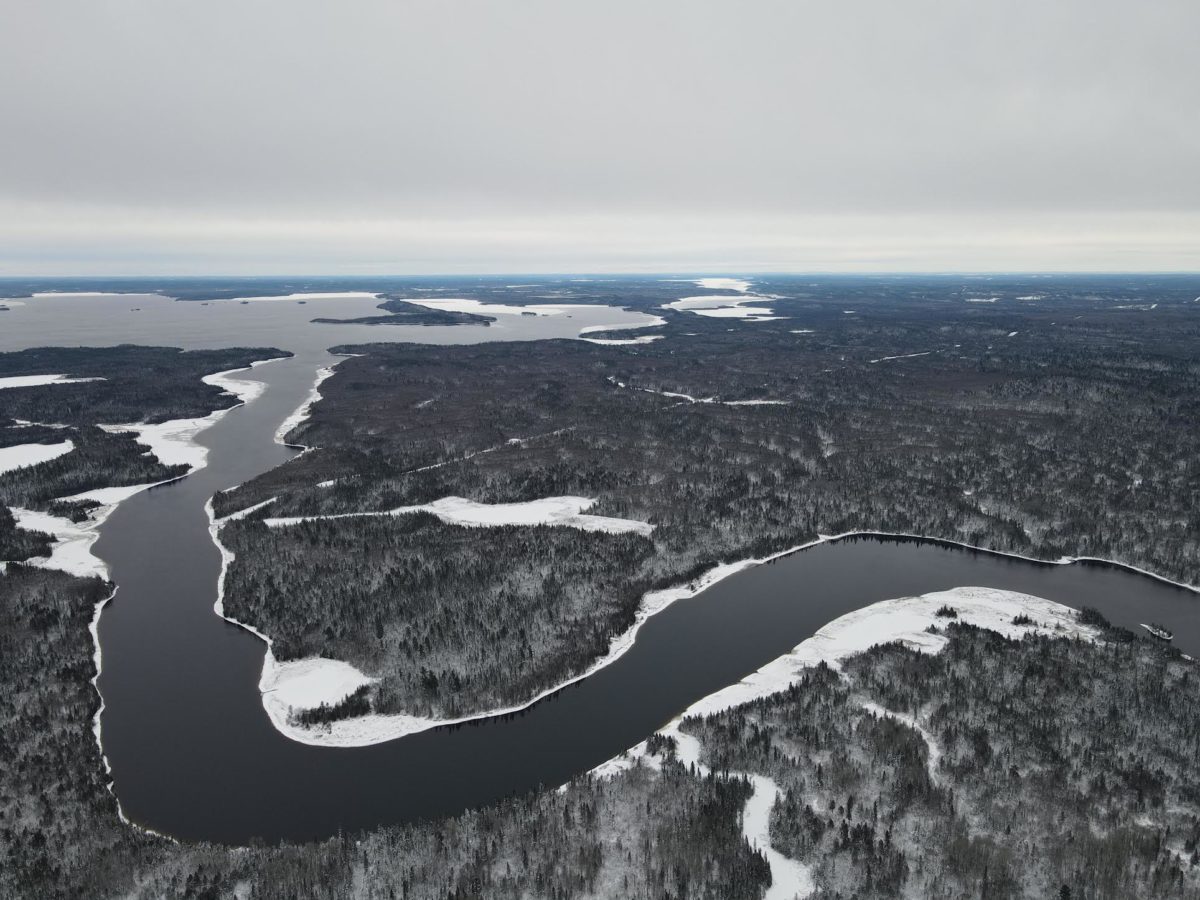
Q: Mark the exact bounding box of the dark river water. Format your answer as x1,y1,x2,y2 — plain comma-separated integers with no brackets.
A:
5,291,1198,845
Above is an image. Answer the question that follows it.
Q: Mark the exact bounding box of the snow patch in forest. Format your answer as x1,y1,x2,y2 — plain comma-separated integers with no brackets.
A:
260,656,377,713
861,701,942,783
402,297,595,317
607,376,786,406
583,335,665,346
263,495,654,536
0,439,74,475
0,374,106,389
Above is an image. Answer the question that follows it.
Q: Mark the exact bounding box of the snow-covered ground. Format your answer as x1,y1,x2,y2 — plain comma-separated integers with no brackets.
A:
870,350,934,363
0,374,105,389
402,297,594,317
579,315,668,346
9,361,277,580
693,277,753,293
223,291,382,303
275,365,334,445
263,495,654,536
96,366,267,471
0,438,73,475
662,295,779,319
591,586,1098,900
607,376,787,406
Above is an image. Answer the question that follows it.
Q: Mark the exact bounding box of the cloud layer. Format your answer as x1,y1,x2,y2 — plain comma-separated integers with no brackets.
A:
2,0,1197,272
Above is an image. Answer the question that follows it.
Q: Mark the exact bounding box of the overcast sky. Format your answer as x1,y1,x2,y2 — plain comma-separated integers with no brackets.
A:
1,0,1197,274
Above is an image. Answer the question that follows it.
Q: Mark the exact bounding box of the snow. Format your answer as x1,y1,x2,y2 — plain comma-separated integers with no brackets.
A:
693,277,753,293
275,365,334,445
402,297,597,317
608,377,785,406
8,360,279,580
860,702,942,782
661,294,777,320
870,351,934,363
683,586,1094,720
0,439,73,474
583,335,665,346
264,494,654,537
260,656,377,713
222,291,381,303
579,316,669,346
0,374,105,389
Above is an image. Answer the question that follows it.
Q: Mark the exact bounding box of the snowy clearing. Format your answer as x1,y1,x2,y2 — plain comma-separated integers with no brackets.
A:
0,374,106,390
263,495,654,537
607,376,786,406
0,439,73,475
260,656,377,713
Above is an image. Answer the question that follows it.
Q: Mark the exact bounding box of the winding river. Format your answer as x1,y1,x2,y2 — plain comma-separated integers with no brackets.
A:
5,291,1199,844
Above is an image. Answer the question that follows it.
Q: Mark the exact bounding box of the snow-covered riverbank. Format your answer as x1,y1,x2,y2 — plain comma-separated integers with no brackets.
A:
242,519,1195,748
11,362,276,579
590,586,1099,900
